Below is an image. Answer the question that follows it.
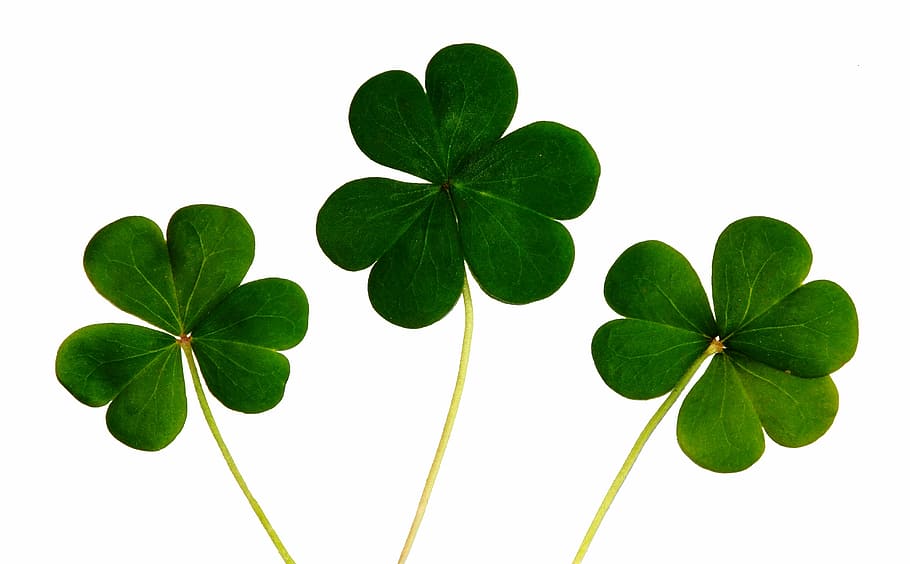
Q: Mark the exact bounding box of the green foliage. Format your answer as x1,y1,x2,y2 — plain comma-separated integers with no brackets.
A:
591,216,857,472
316,43,601,328
56,205,308,451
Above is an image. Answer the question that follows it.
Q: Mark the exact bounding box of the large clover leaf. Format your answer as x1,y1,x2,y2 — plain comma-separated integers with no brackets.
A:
56,204,309,451
591,216,858,472
316,43,600,328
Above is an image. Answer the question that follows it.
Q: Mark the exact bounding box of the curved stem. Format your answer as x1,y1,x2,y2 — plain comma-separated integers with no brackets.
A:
572,339,723,564
179,339,296,564
398,279,475,564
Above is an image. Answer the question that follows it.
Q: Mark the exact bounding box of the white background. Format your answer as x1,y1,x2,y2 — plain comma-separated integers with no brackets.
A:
2,1,907,563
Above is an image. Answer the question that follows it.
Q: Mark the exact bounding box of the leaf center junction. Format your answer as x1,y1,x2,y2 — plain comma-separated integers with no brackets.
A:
708,337,725,355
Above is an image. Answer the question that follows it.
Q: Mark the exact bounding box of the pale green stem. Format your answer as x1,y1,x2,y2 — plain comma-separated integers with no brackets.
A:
572,339,724,564
398,279,475,564
179,339,296,564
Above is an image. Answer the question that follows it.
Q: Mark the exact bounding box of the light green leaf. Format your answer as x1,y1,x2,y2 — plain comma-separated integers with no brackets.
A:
731,353,838,448
712,216,812,336
726,280,859,377
593,216,858,476
192,340,290,414
603,240,716,335
677,354,765,473
592,319,711,399
193,278,309,350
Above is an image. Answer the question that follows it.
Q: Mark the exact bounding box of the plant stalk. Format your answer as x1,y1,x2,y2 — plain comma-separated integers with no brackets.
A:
397,279,475,564
572,339,723,564
180,339,296,564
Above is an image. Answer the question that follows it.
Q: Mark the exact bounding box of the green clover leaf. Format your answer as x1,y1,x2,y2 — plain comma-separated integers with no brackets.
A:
316,43,600,328
591,216,858,473
56,204,309,451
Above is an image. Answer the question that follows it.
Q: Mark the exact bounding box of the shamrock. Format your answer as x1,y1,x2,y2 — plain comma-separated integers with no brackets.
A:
56,204,309,451
316,43,600,328
591,216,858,472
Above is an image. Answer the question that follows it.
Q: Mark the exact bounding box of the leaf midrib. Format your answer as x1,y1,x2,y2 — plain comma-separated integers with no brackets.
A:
79,342,177,400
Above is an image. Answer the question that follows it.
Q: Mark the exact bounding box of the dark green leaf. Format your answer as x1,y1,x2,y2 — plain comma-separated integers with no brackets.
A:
425,43,517,174
55,323,185,451
167,204,255,333
193,278,309,349
325,43,600,327
105,348,186,451
731,353,838,448
604,241,716,335
316,178,437,271
725,280,859,377
454,188,573,304
459,121,599,220
192,340,290,413
57,323,179,406
83,217,181,334
677,354,765,473
349,70,444,182
712,216,812,337
367,192,464,328
592,319,711,399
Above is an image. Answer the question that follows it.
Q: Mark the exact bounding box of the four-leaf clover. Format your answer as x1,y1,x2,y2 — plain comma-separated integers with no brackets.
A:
56,204,309,451
316,43,600,328
591,216,858,472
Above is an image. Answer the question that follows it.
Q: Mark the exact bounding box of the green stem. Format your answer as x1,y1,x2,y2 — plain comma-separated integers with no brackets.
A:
398,279,475,564
572,339,723,564
179,339,296,564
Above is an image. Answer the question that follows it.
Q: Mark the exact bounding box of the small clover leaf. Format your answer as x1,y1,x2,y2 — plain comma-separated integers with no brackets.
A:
316,43,600,328
56,204,308,451
591,216,858,473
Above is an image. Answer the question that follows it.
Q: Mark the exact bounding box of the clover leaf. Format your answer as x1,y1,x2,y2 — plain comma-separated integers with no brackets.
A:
315,43,600,563
56,204,309,451
573,217,859,563
591,216,858,473
316,43,600,328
